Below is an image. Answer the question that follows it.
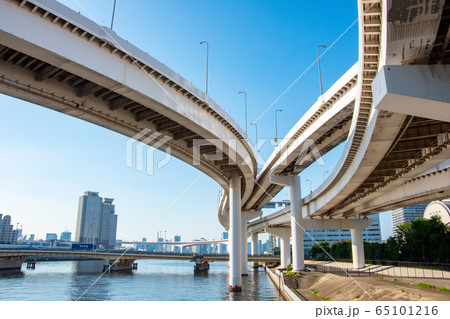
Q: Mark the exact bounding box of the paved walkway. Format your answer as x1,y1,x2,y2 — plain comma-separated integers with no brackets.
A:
305,260,450,279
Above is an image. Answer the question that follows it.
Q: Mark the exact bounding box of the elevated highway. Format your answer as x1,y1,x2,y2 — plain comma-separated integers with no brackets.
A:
2,0,450,291
0,0,256,290
243,0,450,272
0,249,279,272
120,239,228,248
0,249,277,263
0,0,257,214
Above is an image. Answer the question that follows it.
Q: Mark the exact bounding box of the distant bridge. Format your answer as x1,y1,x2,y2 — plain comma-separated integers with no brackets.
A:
120,239,228,247
0,249,279,272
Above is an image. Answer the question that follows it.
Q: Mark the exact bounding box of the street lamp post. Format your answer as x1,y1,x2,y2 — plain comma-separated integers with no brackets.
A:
317,45,326,96
199,41,209,94
306,179,312,194
238,91,247,134
250,122,258,146
110,0,117,30
275,109,282,143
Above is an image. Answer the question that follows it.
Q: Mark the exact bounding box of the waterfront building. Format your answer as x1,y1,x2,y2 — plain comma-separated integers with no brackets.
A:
262,240,269,254
29,234,35,241
423,200,450,226
268,234,277,254
46,233,58,241
75,191,118,248
262,202,382,254
135,237,147,250
0,214,21,244
219,231,228,254
173,235,181,253
303,214,382,253
60,231,72,242
392,202,429,234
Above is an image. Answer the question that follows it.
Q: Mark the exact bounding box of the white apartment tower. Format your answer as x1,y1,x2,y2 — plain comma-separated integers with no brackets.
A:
391,203,429,234
0,214,21,244
75,191,118,248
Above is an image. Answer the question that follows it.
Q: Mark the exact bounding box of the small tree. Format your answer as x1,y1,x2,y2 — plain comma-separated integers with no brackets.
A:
310,241,331,260
331,240,352,259
395,216,449,262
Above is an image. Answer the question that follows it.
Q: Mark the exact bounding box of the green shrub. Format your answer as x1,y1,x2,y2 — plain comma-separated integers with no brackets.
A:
415,283,436,289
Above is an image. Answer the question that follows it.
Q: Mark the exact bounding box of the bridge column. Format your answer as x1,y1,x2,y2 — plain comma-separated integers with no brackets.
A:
0,256,27,271
265,227,291,269
251,233,259,268
241,215,249,276
270,175,304,271
229,174,242,291
241,210,262,276
351,227,365,269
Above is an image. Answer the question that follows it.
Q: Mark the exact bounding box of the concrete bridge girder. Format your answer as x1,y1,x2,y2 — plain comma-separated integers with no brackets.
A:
373,65,450,123
243,65,359,211
0,0,257,211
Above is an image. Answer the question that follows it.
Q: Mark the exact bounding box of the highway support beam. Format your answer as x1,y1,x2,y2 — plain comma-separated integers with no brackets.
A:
351,227,365,269
0,256,27,271
229,174,242,291
241,210,262,275
108,259,136,271
265,227,291,269
373,65,450,122
270,175,304,271
251,233,259,268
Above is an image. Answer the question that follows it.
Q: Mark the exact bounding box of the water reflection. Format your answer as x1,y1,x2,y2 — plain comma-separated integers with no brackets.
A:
0,270,24,279
69,273,113,301
225,267,283,301
0,260,282,301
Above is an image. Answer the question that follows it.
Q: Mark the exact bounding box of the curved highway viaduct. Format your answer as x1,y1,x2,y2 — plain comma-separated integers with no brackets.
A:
0,0,256,290
1,0,450,291
241,0,450,272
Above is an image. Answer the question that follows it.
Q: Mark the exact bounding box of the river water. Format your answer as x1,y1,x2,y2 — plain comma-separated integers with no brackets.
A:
0,259,283,301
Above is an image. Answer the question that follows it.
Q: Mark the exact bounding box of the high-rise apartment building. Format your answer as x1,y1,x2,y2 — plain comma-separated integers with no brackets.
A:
391,203,429,234
75,191,118,248
60,231,72,242
303,214,382,252
0,214,20,244
219,231,228,254
262,202,382,254
46,233,58,241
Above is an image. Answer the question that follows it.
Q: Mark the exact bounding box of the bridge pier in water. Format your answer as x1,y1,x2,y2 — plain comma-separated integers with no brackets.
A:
242,210,261,275
229,174,242,291
0,256,27,271
107,259,136,272
193,256,209,273
251,233,259,268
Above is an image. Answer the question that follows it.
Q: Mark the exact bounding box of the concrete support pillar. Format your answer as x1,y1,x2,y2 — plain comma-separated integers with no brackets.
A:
241,216,248,276
265,227,291,269
279,232,291,269
251,233,259,268
229,175,242,291
270,175,304,271
241,210,262,275
351,227,365,269
289,176,304,271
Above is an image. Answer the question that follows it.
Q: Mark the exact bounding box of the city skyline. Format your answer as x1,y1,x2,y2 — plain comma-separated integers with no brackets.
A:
0,0,398,242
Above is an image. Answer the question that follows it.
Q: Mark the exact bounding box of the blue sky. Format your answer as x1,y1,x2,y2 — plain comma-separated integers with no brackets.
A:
0,0,392,241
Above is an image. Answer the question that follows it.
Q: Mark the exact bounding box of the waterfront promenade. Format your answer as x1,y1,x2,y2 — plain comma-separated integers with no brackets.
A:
306,260,450,280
